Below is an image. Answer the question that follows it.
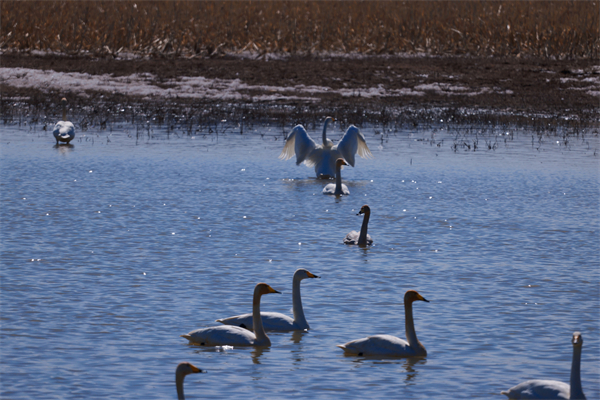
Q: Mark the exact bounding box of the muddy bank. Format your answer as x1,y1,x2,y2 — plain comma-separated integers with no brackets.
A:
1,52,599,131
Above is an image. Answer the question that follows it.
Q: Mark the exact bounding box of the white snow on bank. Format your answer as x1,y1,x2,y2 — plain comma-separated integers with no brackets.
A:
0,66,562,102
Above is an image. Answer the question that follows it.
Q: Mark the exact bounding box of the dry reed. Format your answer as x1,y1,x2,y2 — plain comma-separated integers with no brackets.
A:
2,1,598,59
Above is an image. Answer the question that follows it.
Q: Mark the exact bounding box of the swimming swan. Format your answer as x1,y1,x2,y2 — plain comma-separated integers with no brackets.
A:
279,117,373,179
53,98,75,145
176,362,205,400
501,332,586,400
344,205,373,246
216,269,320,331
323,159,350,196
181,283,280,347
337,290,429,357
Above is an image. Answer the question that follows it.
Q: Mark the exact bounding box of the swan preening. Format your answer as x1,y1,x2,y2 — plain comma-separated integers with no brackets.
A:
181,283,280,347
323,159,350,196
279,117,373,179
337,290,429,357
53,98,75,145
176,362,205,400
344,205,373,246
217,269,320,331
501,332,586,400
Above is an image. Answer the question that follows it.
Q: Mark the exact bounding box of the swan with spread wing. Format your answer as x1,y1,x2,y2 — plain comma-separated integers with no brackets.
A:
279,117,372,179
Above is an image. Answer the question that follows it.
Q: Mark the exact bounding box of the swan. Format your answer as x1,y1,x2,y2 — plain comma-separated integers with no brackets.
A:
323,159,350,196
337,290,429,357
279,117,373,179
501,332,586,400
216,269,320,331
53,98,75,145
181,283,280,347
344,205,373,246
176,362,205,400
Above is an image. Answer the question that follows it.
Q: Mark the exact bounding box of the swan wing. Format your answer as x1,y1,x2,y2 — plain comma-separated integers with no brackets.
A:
343,230,360,245
501,379,570,399
217,312,297,331
323,183,336,195
337,334,414,357
181,325,256,346
279,125,317,166
333,125,373,167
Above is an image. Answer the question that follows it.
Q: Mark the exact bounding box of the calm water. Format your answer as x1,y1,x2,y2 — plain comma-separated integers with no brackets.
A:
1,122,599,399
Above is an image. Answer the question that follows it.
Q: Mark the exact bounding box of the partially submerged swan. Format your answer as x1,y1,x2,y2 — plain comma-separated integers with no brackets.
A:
323,159,350,196
337,290,429,357
53,98,75,145
176,362,205,400
344,205,373,246
181,283,280,346
501,332,586,400
279,117,372,179
216,269,320,331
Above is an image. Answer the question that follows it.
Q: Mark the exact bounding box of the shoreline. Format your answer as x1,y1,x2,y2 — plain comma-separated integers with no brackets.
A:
1,52,599,130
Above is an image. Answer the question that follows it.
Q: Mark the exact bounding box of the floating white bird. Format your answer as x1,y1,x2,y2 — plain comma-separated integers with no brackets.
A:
501,332,586,400
279,117,372,179
323,159,350,196
175,362,205,400
337,290,429,357
53,98,75,145
344,205,373,246
216,269,320,331
181,283,280,347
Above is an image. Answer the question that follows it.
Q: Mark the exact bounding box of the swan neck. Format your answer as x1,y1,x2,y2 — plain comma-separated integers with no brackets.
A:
570,344,585,399
404,301,422,352
292,277,308,329
252,289,270,345
176,372,186,400
322,118,330,145
358,211,370,246
334,164,343,195
62,104,67,122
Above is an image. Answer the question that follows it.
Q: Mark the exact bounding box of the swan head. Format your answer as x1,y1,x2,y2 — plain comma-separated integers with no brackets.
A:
255,283,281,296
404,290,429,304
295,268,320,280
336,158,348,168
357,205,371,216
572,332,583,346
176,362,205,377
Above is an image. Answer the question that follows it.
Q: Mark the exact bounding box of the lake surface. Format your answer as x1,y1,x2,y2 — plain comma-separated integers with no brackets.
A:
1,121,599,399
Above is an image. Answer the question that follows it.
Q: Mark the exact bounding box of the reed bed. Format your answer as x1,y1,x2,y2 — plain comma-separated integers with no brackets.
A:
2,1,598,59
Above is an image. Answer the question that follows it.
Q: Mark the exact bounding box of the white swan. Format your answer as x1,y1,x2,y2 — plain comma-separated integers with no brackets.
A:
323,159,350,196
181,283,280,346
337,290,429,357
53,98,75,145
176,362,205,400
216,269,320,331
501,332,586,400
344,205,373,246
279,117,373,179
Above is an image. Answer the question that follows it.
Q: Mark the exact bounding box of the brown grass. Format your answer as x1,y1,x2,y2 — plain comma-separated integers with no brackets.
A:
1,1,598,58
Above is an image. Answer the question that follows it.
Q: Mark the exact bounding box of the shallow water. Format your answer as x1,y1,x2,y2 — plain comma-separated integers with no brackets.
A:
1,122,599,399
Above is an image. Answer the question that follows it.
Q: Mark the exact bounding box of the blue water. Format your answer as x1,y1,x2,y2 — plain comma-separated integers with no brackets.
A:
1,122,599,399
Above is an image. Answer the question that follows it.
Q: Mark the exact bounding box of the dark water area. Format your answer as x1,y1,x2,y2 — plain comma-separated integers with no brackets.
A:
1,122,598,399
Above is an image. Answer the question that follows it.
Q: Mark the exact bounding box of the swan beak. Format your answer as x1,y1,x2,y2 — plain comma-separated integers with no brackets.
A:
268,286,282,294
418,295,430,302
307,271,320,279
190,364,206,374
572,332,582,345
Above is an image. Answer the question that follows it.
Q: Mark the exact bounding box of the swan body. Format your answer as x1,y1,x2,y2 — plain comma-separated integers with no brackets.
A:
337,290,429,357
502,332,586,400
181,283,280,347
216,269,320,331
53,98,75,144
323,159,350,196
176,362,205,400
344,205,373,246
279,117,372,179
